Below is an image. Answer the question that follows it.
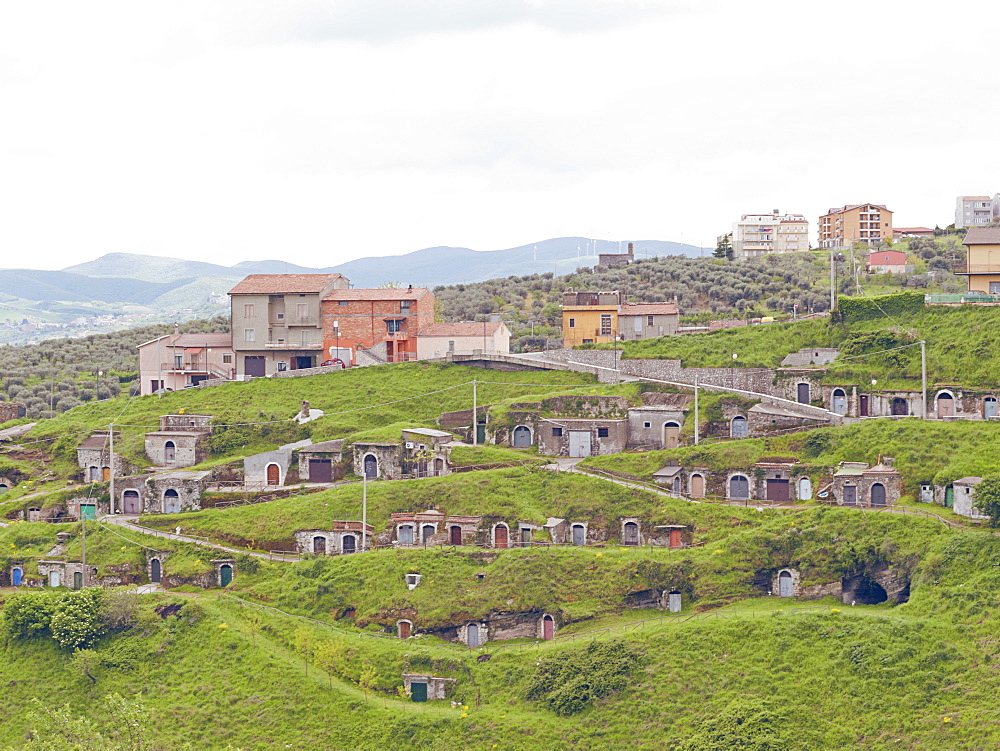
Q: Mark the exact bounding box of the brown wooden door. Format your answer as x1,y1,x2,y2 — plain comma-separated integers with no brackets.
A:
691,474,704,498
766,479,790,503
399,621,411,639
663,423,680,449
266,464,280,486
494,525,508,549
669,529,681,549
542,616,554,641
449,526,462,545
102,467,111,482
308,459,332,483
859,395,869,417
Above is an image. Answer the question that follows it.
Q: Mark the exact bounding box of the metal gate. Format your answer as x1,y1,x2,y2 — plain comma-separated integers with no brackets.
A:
512,426,532,447
797,383,810,404
244,356,266,378
729,475,750,500
466,623,480,648
220,565,233,586
667,591,682,612
986,398,998,418
342,535,356,554
568,431,591,457
843,486,857,505
163,489,181,513
623,522,639,546
871,483,886,507
832,389,847,415
308,459,332,483
123,490,141,515
778,571,793,597
411,681,427,702
766,479,790,503
151,559,162,583
572,524,585,546
363,455,378,479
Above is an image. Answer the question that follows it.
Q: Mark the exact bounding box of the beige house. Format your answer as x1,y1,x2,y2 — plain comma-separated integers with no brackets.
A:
415,321,511,359
819,204,893,249
228,274,349,378
732,211,809,260
959,227,1000,294
137,333,234,395
617,303,679,340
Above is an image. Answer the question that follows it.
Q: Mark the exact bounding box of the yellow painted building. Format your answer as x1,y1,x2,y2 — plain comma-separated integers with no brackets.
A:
561,290,620,347
818,203,893,249
961,228,1000,294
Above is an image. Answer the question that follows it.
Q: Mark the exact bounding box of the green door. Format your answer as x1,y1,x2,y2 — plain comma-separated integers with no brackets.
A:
80,504,96,520
411,681,428,702
476,422,486,444
220,564,233,587
73,571,83,589
945,486,954,508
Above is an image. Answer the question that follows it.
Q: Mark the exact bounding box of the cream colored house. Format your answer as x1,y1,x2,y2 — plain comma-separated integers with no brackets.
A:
960,228,1000,294
415,321,511,359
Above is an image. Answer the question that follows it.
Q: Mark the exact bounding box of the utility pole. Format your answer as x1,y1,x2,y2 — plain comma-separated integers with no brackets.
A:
694,377,699,446
829,250,836,312
472,379,477,446
921,340,927,419
109,423,115,514
361,473,367,553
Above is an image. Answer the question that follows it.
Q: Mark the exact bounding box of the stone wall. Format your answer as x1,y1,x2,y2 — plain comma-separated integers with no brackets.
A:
145,432,206,468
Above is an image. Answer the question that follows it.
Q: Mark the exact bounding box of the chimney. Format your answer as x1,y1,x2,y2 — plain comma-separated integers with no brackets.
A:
773,209,779,215
627,242,633,255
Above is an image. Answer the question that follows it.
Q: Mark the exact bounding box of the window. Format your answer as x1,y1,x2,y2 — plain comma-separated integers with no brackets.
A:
223,354,232,364
600,314,612,336
387,320,403,334
552,427,563,437
297,303,308,319
338,300,348,306
597,428,609,438
174,354,183,368
400,300,411,313
568,318,575,328
647,315,654,326
244,303,255,317
448,341,455,352
244,329,255,342
643,422,651,428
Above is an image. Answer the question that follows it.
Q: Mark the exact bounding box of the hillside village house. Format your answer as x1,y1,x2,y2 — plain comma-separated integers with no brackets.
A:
321,286,434,364
866,250,910,274
560,290,621,347
959,228,1000,294
818,204,893,249
617,303,679,340
955,195,999,229
415,321,511,359
228,273,349,378
731,211,809,260
137,332,235,395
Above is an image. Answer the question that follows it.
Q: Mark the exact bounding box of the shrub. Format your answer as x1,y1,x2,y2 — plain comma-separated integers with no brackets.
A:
2,592,56,639
49,588,105,650
525,639,644,715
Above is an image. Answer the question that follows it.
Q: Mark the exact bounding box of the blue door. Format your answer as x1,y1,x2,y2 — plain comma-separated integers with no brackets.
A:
12,568,22,586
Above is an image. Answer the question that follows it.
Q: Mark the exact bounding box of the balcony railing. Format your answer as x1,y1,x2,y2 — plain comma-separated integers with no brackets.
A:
956,264,1000,275
263,340,322,349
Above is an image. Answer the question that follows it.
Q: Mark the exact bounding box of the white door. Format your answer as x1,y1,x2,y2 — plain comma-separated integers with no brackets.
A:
568,431,592,457
798,477,812,501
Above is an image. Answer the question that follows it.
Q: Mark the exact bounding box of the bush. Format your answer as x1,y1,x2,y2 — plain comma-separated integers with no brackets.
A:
49,588,105,650
2,592,56,639
838,292,925,323
525,639,644,715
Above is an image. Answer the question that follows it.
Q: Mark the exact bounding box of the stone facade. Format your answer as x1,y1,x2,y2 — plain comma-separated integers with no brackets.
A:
37,560,98,588
296,440,346,483
0,401,27,423
831,459,902,507
953,477,986,519
76,433,131,481
353,429,454,481
535,417,627,457
389,510,482,547
145,430,208,468
627,404,689,449
402,674,456,701
244,440,312,487
294,522,374,555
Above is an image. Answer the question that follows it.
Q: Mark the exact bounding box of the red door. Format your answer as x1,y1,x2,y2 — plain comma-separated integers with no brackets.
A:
494,525,508,549
266,464,280,486
542,616,554,641
450,526,462,545
669,529,681,549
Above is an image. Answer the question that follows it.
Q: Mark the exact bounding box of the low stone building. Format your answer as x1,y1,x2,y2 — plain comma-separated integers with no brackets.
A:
536,417,627,457
627,393,691,449
747,402,832,436
389,510,482,546
244,439,312,487
649,524,693,548
755,458,799,503
297,440,345,483
37,560,98,589
115,469,210,514
831,458,902,507
496,395,630,457
953,476,986,520
76,432,130,482
652,465,684,493
145,414,213,468
295,521,374,555
0,401,27,423
353,428,455,480
402,674,456,702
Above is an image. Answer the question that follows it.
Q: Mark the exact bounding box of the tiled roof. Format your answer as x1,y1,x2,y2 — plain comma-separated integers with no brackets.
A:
169,333,233,348
416,322,505,337
964,228,1000,245
619,303,679,316
300,439,344,453
229,274,343,295
323,287,430,302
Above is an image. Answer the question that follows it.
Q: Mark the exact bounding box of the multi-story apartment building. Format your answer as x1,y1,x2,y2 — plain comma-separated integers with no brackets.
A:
958,228,1000,294
732,211,809,260
228,274,349,378
818,204,893,249
955,195,999,229
321,286,434,364
561,290,621,347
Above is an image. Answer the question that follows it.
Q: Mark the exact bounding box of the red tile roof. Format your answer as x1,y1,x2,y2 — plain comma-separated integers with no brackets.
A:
323,287,430,302
416,322,506,337
229,274,344,295
618,303,679,316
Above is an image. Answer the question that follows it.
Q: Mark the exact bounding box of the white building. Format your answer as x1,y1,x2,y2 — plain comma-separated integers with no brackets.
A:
415,321,511,360
732,211,809,260
955,195,999,229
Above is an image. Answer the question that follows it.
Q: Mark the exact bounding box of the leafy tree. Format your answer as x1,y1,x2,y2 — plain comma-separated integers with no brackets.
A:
973,475,1000,527
49,588,105,650
315,638,346,689
1,592,56,639
525,639,644,715
70,648,100,685
713,235,733,260
293,626,316,677
23,693,147,750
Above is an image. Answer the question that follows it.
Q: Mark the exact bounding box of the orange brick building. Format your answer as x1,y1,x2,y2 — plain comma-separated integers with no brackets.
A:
321,286,434,363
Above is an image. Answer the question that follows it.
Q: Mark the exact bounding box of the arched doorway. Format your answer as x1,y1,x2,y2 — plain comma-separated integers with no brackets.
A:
571,524,586,546
778,570,793,597
313,536,326,555
512,426,532,448
937,391,955,418
832,388,847,415
164,441,176,463
494,524,509,549
672,476,681,494
88,466,99,482
663,422,680,449
398,525,414,545
398,620,412,639
730,416,748,438
122,489,141,515
363,454,378,479
220,564,233,587
623,522,639,546
891,398,908,416
163,488,180,513
151,559,162,583
796,383,810,404
73,571,83,589
871,482,886,507
466,623,480,648
434,458,444,476
0,482,7,495
421,524,436,544
667,590,682,612
985,397,998,419
729,475,750,501
12,567,22,586
266,463,280,486
101,466,111,482
798,477,813,501
542,615,554,641
342,534,357,554
449,525,462,545
690,474,705,498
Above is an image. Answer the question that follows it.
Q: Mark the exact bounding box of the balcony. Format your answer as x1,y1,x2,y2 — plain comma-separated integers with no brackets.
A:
263,340,323,350
955,264,1000,275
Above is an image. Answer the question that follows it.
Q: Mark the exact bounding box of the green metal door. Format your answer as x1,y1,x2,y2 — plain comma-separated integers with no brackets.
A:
73,571,83,589
945,486,954,508
220,564,233,587
80,504,96,520
476,422,486,444
411,681,428,702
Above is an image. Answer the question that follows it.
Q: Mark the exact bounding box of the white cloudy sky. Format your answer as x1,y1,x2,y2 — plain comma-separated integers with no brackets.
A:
1,0,998,270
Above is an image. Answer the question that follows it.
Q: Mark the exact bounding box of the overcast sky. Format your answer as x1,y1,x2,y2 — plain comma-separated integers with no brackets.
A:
2,0,998,271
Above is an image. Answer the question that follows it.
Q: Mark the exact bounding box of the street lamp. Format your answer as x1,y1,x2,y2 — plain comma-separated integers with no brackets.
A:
333,320,340,362
730,354,737,391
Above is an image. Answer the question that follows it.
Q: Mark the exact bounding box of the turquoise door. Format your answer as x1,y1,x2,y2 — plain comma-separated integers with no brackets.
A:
945,486,954,508
220,564,233,587
411,681,427,702
80,504,96,520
